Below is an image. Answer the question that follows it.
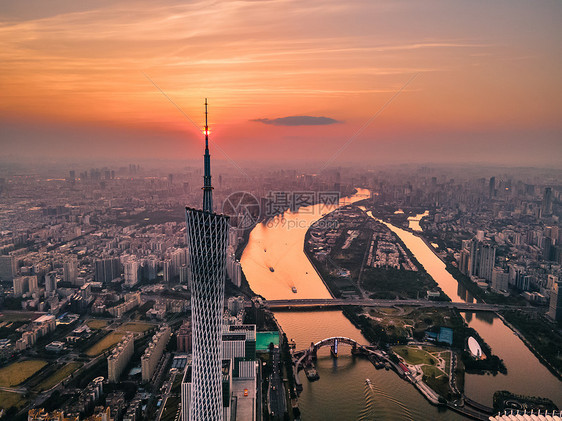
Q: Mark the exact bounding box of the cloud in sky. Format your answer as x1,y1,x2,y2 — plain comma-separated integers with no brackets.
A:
253,116,341,126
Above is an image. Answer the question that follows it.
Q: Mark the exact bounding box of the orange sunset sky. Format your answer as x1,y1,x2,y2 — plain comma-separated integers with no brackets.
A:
1,0,561,166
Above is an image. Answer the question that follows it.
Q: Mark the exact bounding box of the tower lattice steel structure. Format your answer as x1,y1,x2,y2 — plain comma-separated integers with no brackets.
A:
185,99,229,420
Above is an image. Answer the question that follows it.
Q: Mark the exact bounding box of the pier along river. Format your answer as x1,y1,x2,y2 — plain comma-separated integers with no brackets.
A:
240,192,561,420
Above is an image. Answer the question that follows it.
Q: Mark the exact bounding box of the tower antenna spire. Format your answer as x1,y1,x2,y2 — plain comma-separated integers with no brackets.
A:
205,98,209,149
202,98,213,213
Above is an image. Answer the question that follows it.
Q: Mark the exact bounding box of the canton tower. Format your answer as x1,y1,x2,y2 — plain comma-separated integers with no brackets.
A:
185,99,229,420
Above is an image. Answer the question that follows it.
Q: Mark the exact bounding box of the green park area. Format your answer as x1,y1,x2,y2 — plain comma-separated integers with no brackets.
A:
32,362,82,392
361,266,437,300
85,331,125,356
0,391,27,411
394,345,437,366
362,306,461,344
0,360,47,387
421,364,446,379
393,345,453,398
0,311,37,322
366,308,412,339
119,321,154,333
86,319,108,329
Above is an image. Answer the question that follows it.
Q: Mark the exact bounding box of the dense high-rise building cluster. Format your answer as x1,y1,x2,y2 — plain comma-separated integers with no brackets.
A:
0,126,560,421
370,168,561,318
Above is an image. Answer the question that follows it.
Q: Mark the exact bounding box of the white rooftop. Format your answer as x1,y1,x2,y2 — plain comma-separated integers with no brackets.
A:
34,314,55,323
490,410,561,421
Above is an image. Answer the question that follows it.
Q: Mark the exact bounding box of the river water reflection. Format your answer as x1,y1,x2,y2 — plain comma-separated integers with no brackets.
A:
241,189,370,300
241,195,561,419
462,312,561,407
408,210,429,232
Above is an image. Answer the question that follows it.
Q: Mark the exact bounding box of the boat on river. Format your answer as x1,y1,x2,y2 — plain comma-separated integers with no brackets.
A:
292,286,297,293
269,267,274,272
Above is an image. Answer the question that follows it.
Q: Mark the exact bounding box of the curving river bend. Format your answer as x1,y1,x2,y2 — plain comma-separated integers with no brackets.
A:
241,193,561,420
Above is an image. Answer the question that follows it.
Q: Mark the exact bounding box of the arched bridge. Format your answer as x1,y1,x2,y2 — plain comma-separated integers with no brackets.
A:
292,337,388,388
295,336,367,367
312,336,360,356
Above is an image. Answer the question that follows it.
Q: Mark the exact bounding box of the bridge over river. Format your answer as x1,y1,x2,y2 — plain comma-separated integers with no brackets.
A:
264,298,539,312
292,336,392,388
292,335,494,421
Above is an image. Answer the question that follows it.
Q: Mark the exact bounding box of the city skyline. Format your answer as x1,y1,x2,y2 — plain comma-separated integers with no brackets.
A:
0,1,561,420
1,0,561,166
0,159,560,419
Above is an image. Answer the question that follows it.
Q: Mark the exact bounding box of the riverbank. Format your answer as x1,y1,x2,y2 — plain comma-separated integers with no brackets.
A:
302,244,335,299
409,228,562,381
496,312,562,381
413,232,487,303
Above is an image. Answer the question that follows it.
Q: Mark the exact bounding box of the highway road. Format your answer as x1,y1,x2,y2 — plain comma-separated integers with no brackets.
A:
268,347,286,419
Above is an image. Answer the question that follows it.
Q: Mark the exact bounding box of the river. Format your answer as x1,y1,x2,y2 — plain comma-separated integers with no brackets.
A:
241,199,561,420
372,215,472,303
379,212,562,409
408,210,429,232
